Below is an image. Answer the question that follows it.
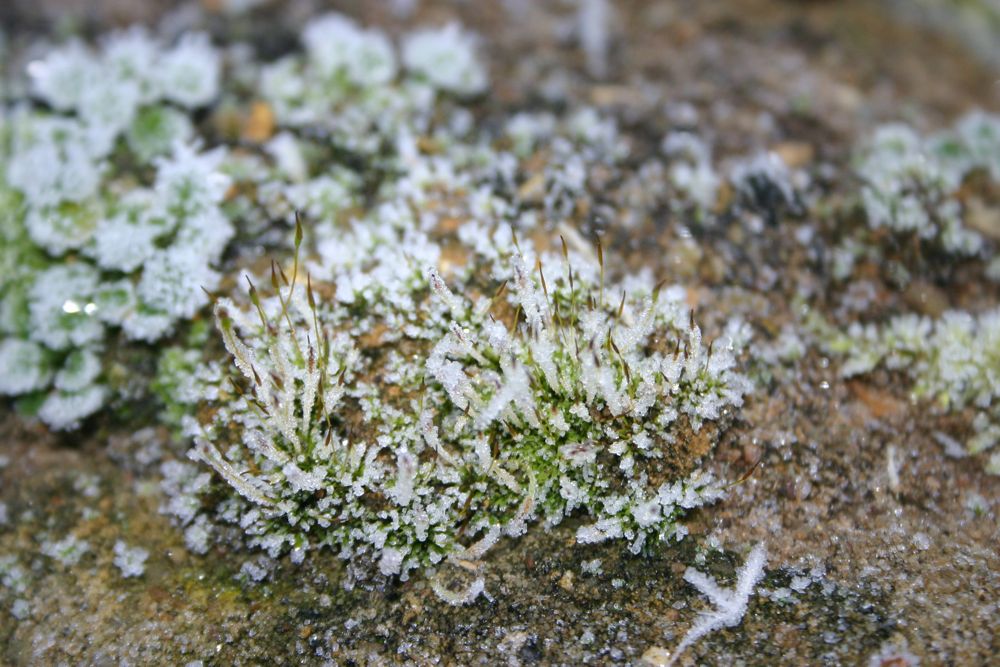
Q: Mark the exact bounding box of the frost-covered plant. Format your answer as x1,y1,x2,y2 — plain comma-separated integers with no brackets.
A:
0,30,230,428
27,28,217,154
259,13,486,154
830,308,1000,473
401,23,488,96
855,112,1000,258
112,541,149,578
661,132,721,216
186,224,752,592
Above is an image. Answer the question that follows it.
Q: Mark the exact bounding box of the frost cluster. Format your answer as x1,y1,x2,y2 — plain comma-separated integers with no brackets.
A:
0,30,229,428
112,540,149,578
259,13,486,154
0,554,31,620
40,534,91,567
661,132,721,215
856,112,1000,257
402,23,488,95
832,307,1000,473
185,222,752,590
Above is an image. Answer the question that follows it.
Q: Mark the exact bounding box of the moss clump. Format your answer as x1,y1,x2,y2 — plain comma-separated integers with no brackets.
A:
185,224,752,596
824,307,1000,473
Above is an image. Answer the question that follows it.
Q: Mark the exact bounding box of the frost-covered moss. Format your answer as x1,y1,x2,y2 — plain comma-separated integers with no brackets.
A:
854,112,1000,259
0,31,229,428
0,11,799,596
102,17,772,584
258,12,485,156
179,213,752,592
828,308,1000,473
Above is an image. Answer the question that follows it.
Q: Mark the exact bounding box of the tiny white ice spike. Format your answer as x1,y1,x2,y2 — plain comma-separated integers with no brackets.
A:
430,573,487,606
667,542,768,666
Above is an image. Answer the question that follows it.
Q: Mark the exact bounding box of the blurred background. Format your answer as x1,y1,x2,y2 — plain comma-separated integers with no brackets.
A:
1,0,997,166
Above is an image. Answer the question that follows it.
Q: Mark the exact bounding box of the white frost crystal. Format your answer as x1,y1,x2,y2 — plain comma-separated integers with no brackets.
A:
113,540,150,578
7,116,106,209
303,13,397,86
667,542,768,665
402,23,488,95
41,534,91,567
28,41,98,111
137,249,220,322
158,33,221,108
53,348,102,392
90,205,161,272
0,339,52,395
38,384,107,430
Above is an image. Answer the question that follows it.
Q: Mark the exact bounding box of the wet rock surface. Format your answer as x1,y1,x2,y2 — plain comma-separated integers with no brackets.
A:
1,1,998,665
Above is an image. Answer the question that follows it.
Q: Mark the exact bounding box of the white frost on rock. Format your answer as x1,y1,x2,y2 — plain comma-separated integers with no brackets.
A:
667,542,768,666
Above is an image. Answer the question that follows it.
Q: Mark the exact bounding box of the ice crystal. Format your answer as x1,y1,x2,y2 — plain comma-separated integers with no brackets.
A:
667,542,768,665
112,540,149,578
